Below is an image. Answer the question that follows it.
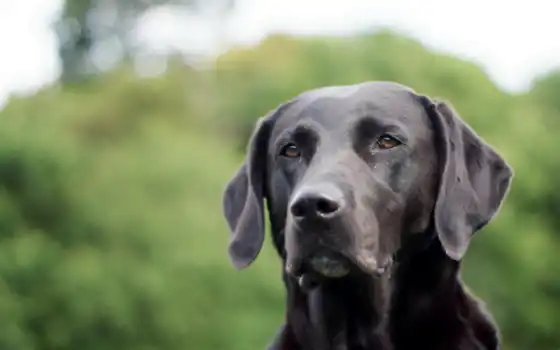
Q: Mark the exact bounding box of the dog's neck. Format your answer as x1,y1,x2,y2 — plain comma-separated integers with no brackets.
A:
285,270,393,350
281,232,494,350
389,237,499,350
389,237,464,349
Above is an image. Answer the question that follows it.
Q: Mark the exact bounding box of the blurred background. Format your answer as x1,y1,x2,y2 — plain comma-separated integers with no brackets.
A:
0,0,559,349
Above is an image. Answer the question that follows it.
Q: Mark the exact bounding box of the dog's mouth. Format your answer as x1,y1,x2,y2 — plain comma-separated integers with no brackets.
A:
308,249,351,278
286,248,350,285
286,247,394,291
287,249,350,291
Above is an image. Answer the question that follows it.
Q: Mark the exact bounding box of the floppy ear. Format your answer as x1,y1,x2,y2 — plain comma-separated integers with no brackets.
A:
222,115,274,269
423,97,513,261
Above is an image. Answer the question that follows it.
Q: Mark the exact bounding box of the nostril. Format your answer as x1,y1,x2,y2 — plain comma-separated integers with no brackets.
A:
291,200,307,218
316,197,340,216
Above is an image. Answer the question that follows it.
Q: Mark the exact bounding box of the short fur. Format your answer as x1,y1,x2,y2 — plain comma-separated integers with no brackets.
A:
222,82,513,350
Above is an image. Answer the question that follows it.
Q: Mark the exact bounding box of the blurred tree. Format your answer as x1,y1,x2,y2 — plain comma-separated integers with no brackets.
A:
55,0,235,82
532,69,560,114
516,70,560,227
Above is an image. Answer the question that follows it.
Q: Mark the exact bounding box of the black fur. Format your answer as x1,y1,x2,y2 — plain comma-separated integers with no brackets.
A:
223,82,513,350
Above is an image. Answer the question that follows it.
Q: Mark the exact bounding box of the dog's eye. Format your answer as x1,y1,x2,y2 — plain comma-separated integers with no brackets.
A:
280,143,301,158
376,135,402,150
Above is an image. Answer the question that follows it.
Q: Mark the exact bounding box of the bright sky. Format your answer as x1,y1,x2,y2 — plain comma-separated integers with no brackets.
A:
0,0,559,108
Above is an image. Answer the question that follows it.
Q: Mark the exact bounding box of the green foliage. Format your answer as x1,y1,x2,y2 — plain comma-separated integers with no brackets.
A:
0,30,558,349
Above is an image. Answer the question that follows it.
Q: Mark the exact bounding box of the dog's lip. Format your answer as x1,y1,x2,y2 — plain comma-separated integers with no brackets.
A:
286,247,349,278
286,245,394,279
339,249,394,277
310,248,347,263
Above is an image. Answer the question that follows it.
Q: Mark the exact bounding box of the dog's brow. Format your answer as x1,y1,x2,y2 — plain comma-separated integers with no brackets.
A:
274,123,319,149
292,124,320,147
354,116,408,139
292,124,316,137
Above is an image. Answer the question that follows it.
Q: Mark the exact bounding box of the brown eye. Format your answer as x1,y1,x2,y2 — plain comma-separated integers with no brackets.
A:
280,143,301,158
376,135,402,150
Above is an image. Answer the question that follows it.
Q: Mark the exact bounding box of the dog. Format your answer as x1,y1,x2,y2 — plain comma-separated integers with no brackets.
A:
222,81,513,350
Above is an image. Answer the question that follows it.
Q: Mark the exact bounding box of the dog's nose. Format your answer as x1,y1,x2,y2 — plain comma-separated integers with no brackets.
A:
290,184,344,221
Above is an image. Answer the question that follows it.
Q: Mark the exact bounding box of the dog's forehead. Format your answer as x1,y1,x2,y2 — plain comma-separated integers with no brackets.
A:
271,82,426,136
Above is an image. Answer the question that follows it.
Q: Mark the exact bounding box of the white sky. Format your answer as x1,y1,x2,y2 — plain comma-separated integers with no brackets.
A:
0,0,559,108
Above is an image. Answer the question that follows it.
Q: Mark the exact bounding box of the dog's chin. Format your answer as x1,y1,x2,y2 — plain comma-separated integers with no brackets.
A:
286,248,393,292
308,250,351,278
285,249,348,291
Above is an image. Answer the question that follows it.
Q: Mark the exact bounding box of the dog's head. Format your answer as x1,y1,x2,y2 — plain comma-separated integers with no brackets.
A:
222,82,512,285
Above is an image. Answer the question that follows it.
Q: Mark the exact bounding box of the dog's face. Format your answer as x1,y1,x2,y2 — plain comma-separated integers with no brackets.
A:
267,84,439,279
223,82,512,284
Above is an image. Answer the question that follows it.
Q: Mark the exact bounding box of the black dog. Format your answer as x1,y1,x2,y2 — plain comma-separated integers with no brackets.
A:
222,82,513,350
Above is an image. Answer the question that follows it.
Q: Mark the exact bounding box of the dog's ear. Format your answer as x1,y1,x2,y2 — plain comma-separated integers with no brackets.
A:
222,106,286,269
421,96,513,260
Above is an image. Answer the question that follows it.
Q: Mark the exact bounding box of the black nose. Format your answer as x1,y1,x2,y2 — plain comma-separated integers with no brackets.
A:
290,185,344,220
